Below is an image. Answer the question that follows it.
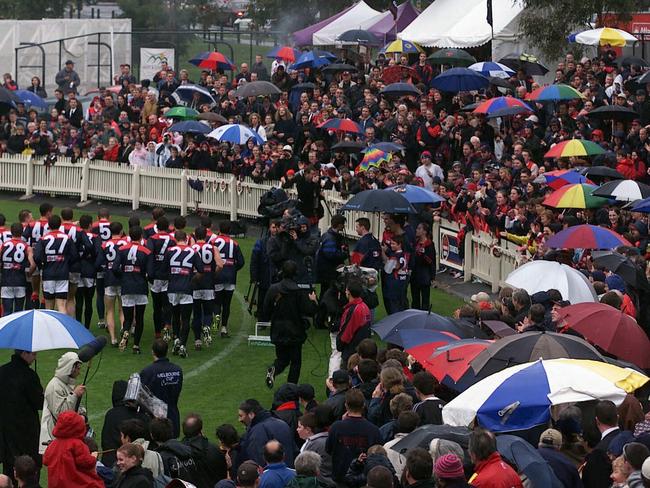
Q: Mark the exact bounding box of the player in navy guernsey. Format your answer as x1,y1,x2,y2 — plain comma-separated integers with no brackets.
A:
18,208,35,310
0,223,36,315
190,226,224,349
115,226,154,354
75,215,97,329
23,202,53,307
143,207,172,241
350,217,382,271
91,207,112,329
96,221,129,346
173,216,194,246
146,216,176,341
33,214,77,313
381,234,410,315
60,207,93,317
213,221,245,338
162,230,203,358
0,214,12,245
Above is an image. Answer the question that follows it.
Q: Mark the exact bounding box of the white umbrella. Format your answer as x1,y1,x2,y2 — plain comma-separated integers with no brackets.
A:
571,27,637,47
468,62,515,79
505,260,597,304
592,179,650,202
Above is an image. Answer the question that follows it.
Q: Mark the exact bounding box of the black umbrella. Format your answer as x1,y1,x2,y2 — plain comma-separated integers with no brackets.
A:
618,56,648,68
196,112,228,124
391,424,471,453
341,189,417,214
578,166,624,180
372,309,488,339
379,82,422,98
235,81,281,98
592,179,650,202
638,71,650,84
481,320,517,338
428,49,477,67
322,63,358,73
586,105,639,121
460,101,481,112
292,82,316,91
338,29,381,45
331,141,365,153
469,331,605,381
499,53,549,76
489,76,515,89
592,251,650,290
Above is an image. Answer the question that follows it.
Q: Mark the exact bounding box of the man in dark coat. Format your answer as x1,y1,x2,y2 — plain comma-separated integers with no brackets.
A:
181,413,227,488
263,260,318,387
582,401,620,488
0,350,44,477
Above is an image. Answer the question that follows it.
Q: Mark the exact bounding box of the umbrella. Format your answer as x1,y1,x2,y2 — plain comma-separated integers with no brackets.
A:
381,40,423,54
579,166,624,180
385,184,445,204
318,118,363,135
534,169,591,190
168,121,211,135
13,89,48,110
341,189,416,214
172,85,216,107
431,68,489,93
428,49,477,67
290,51,332,70
545,224,631,250
544,140,606,158
543,184,610,209
0,87,21,108
587,105,639,122
469,62,515,79
164,106,199,120
379,83,422,98
569,27,637,47
338,29,381,45
499,53,549,76
505,260,597,304
631,196,650,213
364,142,404,153
496,435,564,488
472,96,533,118
381,65,422,84
391,424,471,453
527,84,583,102
196,112,228,124
557,303,650,369
442,358,649,432
322,63,358,73
592,251,649,289
331,141,365,153
384,328,459,349
359,148,391,171
292,82,317,91
235,81,281,98
481,320,517,338
593,179,650,202
207,124,265,144
469,332,606,382
489,77,515,90
313,49,337,60
266,45,301,62
0,310,95,351
618,56,648,68
188,51,235,71
372,309,488,339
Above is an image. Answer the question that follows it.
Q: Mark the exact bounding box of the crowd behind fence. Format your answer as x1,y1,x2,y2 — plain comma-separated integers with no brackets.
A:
0,155,520,292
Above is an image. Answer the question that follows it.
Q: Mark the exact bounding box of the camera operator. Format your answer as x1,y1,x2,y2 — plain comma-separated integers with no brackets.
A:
250,220,278,318
154,134,178,168
267,215,318,289
315,215,349,328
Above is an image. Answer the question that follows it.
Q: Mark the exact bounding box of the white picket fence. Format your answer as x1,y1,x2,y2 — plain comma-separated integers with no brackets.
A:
0,154,519,291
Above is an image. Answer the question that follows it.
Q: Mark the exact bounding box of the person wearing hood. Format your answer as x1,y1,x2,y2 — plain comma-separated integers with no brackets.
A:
100,380,151,467
272,383,301,440
39,352,85,454
180,413,227,488
262,260,318,388
42,411,104,488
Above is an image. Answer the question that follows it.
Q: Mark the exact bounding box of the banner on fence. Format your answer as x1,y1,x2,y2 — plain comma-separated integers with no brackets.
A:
439,227,463,271
140,48,175,81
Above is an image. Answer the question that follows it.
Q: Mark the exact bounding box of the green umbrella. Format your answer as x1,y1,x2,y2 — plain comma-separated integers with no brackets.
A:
164,106,199,120
428,49,477,67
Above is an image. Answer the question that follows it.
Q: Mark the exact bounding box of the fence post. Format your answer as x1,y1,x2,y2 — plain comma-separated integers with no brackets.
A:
230,176,238,221
131,165,141,211
463,232,472,283
78,158,90,206
23,156,34,199
180,170,188,217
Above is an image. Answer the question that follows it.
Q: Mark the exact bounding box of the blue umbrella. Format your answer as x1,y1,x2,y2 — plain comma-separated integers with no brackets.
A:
0,310,95,352
363,142,405,153
14,90,48,111
207,123,265,144
431,67,490,92
383,329,460,349
631,196,650,213
313,49,337,61
171,85,216,108
290,51,332,70
496,435,564,488
341,189,416,214
385,184,445,204
168,121,211,135
372,309,488,339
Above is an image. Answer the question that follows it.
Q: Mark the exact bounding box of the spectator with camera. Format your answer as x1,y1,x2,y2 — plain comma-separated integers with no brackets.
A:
267,215,317,288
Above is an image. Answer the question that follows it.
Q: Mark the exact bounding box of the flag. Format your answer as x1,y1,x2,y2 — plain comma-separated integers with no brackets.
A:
389,0,398,20
486,0,493,26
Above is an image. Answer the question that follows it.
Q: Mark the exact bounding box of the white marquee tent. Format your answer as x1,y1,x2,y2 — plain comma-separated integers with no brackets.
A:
312,1,384,46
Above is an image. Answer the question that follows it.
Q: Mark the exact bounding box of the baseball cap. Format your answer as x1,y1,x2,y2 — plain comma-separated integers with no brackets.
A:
539,428,562,449
282,145,293,153
464,182,478,192
421,150,432,159
237,462,260,485
331,369,350,385
525,115,539,123
471,291,490,303
617,92,627,99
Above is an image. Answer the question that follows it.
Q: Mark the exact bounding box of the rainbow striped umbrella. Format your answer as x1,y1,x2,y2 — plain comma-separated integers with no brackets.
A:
546,224,631,250
543,183,610,209
534,169,591,190
527,84,583,102
318,118,363,134
569,28,637,47
544,139,606,159
472,96,533,118
189,51,235,71
380,40,424,54
357,148,391,172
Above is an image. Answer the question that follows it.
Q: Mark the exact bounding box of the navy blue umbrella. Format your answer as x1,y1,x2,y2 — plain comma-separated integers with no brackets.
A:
379,82,422,98
14,90,48,111
363,142,405,153
290,51,332,70
496,435,563,488
341,189,416,214
169,121,211,134
337,29,381,45
372,309,488,339
431,68,490,93
385,184,445,204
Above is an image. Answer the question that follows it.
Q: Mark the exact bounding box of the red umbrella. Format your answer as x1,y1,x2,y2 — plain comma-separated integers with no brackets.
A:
382,65,421,85
318,118,364,134
557,303,650,368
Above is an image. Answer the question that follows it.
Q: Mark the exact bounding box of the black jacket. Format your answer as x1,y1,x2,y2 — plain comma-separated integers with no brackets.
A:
182,435,227,488
581,428,619,488
156,438,197,481
112,465,154,488
263,278,318,345
0,354,44,464
140,358,183,438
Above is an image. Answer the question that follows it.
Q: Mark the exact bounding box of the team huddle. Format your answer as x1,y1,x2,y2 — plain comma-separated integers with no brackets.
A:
0,204,245,358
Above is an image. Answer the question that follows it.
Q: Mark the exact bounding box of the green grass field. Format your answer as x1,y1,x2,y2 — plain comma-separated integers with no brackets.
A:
0,196,463,445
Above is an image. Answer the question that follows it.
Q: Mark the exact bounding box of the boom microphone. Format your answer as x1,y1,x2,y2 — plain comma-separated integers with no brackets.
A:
78,336,108,362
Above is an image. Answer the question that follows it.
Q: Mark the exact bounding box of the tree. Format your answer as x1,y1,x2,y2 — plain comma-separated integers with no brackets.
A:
0,0,68,18
518,0,650,61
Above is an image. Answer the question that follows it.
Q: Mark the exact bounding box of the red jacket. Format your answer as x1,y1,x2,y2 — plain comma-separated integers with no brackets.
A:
469,452,523,488
43,411,104,488
338,297,371,345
